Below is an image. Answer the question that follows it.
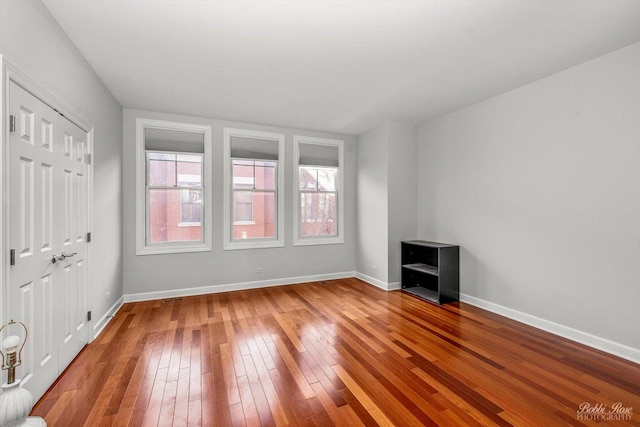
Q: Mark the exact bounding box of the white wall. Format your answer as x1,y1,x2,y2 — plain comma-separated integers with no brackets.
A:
0,0,123,334
356,121,417,288
417,42,640,355
356,125,389,285
387,122,417,285
122,109,356,297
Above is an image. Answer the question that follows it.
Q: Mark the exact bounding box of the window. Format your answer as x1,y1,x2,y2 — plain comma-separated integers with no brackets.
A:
224,128,285,250
232,159,277,230
147,152,203,238
299,167,337,233
232,173,254,223
294,136,344,245
234,191,253,222
181,189,202,224
136,119,212,255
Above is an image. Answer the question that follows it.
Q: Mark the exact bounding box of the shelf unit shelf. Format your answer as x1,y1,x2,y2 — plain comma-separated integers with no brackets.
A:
401,240,459,305
402,263,439,276
402,287,440,304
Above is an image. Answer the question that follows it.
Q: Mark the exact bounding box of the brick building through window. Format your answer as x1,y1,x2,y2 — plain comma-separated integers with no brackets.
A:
147,152,203,243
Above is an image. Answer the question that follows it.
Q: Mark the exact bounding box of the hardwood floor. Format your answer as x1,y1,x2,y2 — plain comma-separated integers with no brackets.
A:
32,278,639,426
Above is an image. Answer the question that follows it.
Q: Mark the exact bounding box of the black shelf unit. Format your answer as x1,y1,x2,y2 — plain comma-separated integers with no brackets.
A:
401,240,459,305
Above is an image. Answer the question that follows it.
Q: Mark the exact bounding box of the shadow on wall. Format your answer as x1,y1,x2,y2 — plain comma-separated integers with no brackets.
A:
460,246,478,297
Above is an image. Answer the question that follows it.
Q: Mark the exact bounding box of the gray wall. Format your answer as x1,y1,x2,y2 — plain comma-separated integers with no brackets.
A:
122,109,356,297
356,121,417,287
0,0,123,334
356,125,389,284
417,41,640,350
387,122,417,285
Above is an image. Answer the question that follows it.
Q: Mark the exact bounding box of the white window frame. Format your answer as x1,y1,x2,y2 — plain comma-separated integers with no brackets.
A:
293,135,344,246
223,128,285,250
136,118,212,255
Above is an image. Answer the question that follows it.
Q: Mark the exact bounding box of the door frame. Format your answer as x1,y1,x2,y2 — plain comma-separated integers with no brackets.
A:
1,57,94,345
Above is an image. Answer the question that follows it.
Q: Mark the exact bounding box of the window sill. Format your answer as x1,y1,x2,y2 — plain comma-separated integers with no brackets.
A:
178,222,201,227
136,242,211,256
233,221,256,225
293,236,343,246
224,238,284,251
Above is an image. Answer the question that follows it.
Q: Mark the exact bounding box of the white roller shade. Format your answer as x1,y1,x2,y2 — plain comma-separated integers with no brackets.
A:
145,128,205,153
298,143,339,167
231,136,279,160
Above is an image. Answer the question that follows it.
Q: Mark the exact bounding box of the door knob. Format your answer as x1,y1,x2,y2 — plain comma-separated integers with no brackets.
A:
51,252,77,264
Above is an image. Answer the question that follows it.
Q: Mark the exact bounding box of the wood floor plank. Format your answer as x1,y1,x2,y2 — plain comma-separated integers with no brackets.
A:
41,390,76,426
219,341,241,406
332,365,396,427
31,279,640,426
270,334,317,400
187,399,202,427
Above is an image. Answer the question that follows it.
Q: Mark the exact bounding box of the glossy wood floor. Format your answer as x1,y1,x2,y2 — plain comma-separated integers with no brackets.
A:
32,278,640,426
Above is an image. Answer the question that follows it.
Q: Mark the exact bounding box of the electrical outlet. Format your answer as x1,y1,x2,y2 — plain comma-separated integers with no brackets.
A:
256,267,263,273
372,265,377,271
105,291,111,301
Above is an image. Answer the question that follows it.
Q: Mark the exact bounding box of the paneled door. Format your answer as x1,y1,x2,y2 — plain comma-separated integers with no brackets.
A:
8,81,89,401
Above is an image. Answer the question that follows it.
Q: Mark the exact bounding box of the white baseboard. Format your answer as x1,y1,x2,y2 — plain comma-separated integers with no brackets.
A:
460,293,640,364
91,296,124,341
124,271,356,303
388,281,402,291
355,272,399,291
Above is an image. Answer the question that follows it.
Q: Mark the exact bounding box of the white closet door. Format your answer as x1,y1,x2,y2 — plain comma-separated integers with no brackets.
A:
8,81,89,401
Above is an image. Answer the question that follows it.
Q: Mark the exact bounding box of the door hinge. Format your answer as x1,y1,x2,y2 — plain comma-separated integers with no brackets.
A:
85,154,91,164
87,232,91,243
87,311,92,321
10,249,15,266
9,115,16,133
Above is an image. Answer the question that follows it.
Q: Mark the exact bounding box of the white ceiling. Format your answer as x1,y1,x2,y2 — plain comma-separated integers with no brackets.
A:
43,0,640,135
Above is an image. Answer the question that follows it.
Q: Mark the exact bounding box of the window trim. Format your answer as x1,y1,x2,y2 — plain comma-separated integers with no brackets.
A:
136,118,212,255
223,128,285,250
293,135,344,246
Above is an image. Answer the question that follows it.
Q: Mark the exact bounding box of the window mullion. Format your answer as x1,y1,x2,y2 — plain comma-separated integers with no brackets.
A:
173,153,178,189
300,190,335,194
